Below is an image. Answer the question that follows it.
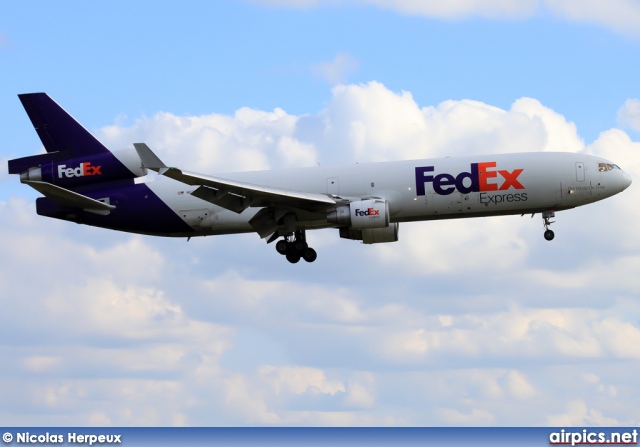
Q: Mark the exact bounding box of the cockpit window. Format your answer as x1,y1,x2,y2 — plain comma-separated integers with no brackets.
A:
598,163,620,172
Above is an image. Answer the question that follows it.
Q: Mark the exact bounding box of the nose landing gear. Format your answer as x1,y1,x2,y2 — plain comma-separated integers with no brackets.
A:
542,211,555,241
275,230,317,263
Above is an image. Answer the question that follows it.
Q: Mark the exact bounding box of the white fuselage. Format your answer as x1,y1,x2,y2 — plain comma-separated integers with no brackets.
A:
142,152,632,235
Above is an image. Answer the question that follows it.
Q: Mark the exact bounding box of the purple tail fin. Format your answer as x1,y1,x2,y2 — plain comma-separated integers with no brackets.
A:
9,93,111,174
19,93,110,156
8,93,146,187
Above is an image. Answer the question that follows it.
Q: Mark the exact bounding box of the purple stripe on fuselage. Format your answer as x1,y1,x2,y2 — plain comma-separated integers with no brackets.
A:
36,180,193,236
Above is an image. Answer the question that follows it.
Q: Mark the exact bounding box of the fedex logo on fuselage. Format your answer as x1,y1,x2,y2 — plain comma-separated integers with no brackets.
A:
355,207,380,217
57,162,102,178
415,162,524,196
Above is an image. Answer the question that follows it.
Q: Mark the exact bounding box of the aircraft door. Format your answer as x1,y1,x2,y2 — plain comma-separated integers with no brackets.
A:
327,177,339,195
576,162,585,182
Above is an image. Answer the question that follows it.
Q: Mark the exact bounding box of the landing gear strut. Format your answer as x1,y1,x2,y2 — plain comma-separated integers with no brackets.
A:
275,230,317,263
542,211,555,241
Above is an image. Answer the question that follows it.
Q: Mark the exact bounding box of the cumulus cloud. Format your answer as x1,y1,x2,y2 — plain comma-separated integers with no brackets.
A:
100,81,594,172
300,82,584,165
99,107,316,174
5,81,640,425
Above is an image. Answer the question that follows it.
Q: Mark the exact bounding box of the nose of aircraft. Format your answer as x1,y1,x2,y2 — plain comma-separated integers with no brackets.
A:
622,170,633,190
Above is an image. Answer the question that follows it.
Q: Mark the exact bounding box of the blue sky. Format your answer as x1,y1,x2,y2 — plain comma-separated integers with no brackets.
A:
2,0,640,426
3,0,640,148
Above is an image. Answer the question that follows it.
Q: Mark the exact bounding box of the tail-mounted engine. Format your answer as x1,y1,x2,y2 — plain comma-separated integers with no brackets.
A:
14,148,147,188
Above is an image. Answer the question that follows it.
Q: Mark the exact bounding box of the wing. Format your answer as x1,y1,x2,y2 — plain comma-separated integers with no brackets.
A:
133,143,336,215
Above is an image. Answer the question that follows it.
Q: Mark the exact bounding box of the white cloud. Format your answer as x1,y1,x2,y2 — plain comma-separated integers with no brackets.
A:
252,0,539,19
617,99,640,132
367,0,539,19
439,407,495,425
372,305,640,366
310,52,360,84
258,364,345,396
305,82,583,165
505,370,536,399
544,0,640,36
248,0,640,36
99,106,315,174
547,400,621,426
344,373,376,408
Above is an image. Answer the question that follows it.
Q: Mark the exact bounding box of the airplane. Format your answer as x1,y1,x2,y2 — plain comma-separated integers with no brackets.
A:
8,93,633,264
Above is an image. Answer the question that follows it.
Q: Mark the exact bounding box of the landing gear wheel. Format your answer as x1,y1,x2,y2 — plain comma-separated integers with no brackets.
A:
302,248,317,263
294,240,308,253
275,240,288,255
278,230,315,264
286,252,301,264
541,211,556,242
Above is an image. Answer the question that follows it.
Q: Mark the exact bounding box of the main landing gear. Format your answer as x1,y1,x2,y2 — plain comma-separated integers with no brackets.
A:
542,210,555,241
275,230,318,263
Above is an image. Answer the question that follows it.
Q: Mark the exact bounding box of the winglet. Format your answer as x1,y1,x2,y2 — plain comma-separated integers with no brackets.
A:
133,143,168,173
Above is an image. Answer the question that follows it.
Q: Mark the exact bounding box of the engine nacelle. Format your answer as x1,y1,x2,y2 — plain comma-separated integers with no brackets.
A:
339,223,400,244
18,148,147,188
327,199,390,230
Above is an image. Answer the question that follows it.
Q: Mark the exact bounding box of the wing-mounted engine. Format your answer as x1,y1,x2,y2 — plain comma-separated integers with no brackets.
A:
339,224,400,244
328,199,399,244
327,199,390,229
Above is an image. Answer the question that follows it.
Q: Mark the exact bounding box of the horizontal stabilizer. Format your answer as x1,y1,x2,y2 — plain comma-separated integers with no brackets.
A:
24,181,115,215
8,152,65,175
